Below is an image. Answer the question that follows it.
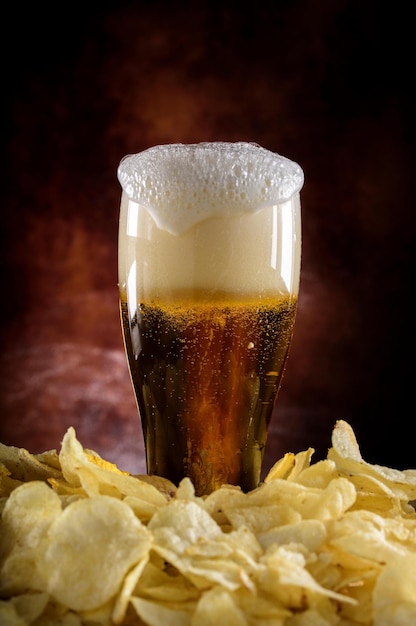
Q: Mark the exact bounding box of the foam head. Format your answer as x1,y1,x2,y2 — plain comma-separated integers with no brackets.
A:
117,142,304,235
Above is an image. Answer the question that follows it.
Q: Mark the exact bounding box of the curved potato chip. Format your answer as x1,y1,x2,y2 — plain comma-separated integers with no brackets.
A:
264,452,296,482
148,501,251,590
130,595,191,626
286,448,315,481
294,459,338,489
41,495,152,611
373,551,416,625
331,420,363,461
59,427,168,508
134,561,201,603
259,544,355,606
112,557,149,625
0,482,62,595
258,519,327,552
1,419,416,624
0,591,50,625
192,587,247,625
243,476,356,521
0,443,62,484
0,600,25,626
135,474,177,499
330,420,416,501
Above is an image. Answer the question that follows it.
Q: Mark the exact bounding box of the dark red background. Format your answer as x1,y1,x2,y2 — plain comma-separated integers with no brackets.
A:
1,0,414,476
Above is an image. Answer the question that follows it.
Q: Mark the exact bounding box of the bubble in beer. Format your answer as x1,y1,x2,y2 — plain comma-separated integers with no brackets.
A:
117,142,304,235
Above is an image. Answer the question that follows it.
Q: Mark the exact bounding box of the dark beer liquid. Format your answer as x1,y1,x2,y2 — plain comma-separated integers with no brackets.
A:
120,289,297,495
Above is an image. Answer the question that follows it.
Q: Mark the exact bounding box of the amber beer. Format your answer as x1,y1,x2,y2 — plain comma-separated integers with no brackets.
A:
118,142,303,495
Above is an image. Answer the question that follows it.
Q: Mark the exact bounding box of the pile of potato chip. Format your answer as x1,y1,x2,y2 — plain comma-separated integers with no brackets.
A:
1,420,416,626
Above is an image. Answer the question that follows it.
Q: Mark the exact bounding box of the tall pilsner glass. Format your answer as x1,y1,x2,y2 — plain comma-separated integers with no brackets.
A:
117,142,303,496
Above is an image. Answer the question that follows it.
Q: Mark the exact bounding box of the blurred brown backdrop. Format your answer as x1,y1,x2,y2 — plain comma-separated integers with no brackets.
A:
1,0,414,475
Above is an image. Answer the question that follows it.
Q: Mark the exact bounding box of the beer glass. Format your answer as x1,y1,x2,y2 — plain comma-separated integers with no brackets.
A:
117,142,303,496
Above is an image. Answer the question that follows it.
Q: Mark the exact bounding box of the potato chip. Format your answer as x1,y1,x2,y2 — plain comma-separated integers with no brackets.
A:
285,448,315,481
59,428,169,510
329,509,416,564
291,459,338,489
329,420,416,502
0,601,27,626
130,596,192,626
134,473,177,499
285,607,338,625
230,587,291,622
134,561,200,603
0,463,23,500
34,449,61,471
1,421,416,625
258,544,355,606
0,442,62,485
373,551,416,625
112,557,149,624
264,452,297,481
0,591,49,626
148,500,247,591
337,575,377,624
191,587,246,626
41,495,152,611
258,518,327,552
224,476,356,527
223,502,301,534
0,482,62,595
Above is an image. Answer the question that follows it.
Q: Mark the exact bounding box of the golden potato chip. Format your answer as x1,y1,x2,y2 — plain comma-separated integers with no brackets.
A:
202,484,247,529
122,494,167,522
1,420,416,625
148,500,247,590
286,448,315,481
258,544,355,607
130,595,192,626
264,452,297,481
0,482,62,596
292,459,338,489
40,495,152,611
0,599,26,626
0,463,23,499
0,443,62,484
134,473,177,499
34,449,61,471
192,587,246,626
134,561,200,603
112,557,149,624
222,502,301,534
236,476,356,522
175,476,202,501
284,607,338,625
329,420,416,502
0,591,49,626
337,574,377,624
75,604,117,626
265,448,315,485
329,509,416,565
257,518,327,552
46,477,87,498
59,427,169,510
230,587,291,622
373,551,416,625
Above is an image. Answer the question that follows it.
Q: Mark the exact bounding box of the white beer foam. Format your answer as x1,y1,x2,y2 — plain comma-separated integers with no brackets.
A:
117,142,304,235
